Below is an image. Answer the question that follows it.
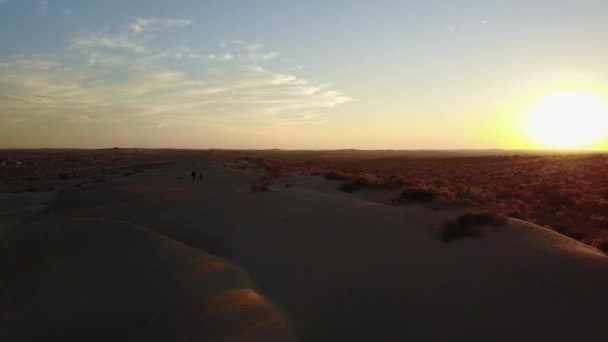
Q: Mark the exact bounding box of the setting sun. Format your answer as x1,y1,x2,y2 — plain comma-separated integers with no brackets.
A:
524,90,608,149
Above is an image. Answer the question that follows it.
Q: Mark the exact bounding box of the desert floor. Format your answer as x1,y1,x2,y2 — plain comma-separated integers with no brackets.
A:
2,160,608,341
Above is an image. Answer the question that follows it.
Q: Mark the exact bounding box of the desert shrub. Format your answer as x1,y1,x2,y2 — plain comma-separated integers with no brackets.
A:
456,185,472,199
325,171,348,181
384,176,408,189
442,211,506,242
264,165,285,181
339,173,382,193
553,225,585,241
393,187,437,204
591,214,608,228
507,210,525,220
596,239,608,253
544,189,574,207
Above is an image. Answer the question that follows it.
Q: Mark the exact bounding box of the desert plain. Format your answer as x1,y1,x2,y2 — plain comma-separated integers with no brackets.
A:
1,149,607,341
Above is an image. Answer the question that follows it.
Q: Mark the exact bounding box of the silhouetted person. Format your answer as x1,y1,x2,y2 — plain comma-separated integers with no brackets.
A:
199,174,203,182
191,170,196,181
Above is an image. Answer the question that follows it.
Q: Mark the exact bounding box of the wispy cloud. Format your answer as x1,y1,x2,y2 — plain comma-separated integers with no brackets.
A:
0,19,351,131
72,33,146,53
152,41,279,64
129,17,192,34
447,25,455,32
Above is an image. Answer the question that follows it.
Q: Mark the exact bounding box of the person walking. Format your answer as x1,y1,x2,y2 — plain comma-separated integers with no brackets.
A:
191,170,196,181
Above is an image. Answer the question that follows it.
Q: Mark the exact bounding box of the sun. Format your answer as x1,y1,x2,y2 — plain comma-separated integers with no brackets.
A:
524,90,608,149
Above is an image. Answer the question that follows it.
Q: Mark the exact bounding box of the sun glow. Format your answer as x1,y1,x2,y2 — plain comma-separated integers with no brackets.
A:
524,90,608,149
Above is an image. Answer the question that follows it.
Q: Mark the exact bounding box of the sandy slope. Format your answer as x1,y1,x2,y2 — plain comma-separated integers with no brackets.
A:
2,161,608,341
0,217,295,341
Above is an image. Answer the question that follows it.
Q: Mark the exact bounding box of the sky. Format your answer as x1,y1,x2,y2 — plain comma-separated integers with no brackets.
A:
1,0,608,149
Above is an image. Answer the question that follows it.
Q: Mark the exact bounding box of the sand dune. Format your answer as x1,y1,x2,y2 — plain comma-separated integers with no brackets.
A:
1,161,607,341
0,217,296,341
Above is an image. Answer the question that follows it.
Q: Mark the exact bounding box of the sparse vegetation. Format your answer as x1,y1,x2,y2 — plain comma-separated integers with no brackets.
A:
442,212,507,242
338,173,382,193
596,238,608,253
244,151,608,248
2,149,608,249
325,171,348,180
393,187,437,204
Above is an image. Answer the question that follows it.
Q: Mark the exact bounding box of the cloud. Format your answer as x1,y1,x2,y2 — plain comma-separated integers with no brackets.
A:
447,25,455,32
153,42,278,64
219,41,281,62
261,51,280,60
129,17,192,34
0,27,351,132
72,33,146,53
481,19,488,25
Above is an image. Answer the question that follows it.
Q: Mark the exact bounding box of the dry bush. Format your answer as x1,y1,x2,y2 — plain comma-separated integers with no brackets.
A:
442,212,507,242
384,176,410,189
595,238,608,253
393,187,438,204
339,173,382,193
553,225,585,241
325,170,348,181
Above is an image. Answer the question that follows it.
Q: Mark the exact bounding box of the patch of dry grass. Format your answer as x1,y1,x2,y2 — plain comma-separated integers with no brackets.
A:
441,212,507,243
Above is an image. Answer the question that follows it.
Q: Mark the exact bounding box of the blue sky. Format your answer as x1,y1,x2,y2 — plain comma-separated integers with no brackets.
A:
1,1,608,148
